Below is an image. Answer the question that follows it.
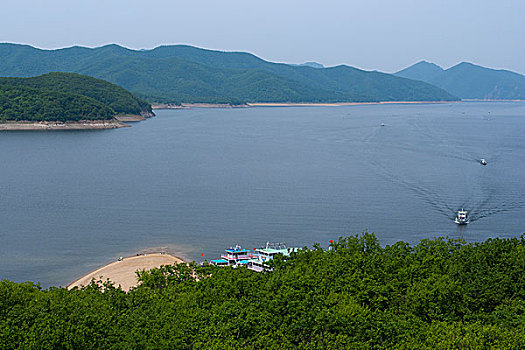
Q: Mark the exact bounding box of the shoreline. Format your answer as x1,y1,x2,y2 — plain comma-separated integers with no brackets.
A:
67,252,187,291
115,114,146,122
152,103,249,110
248,101,460,107
152,100,460,110
461,99,525,102
0,112,153,130
0,119,129,131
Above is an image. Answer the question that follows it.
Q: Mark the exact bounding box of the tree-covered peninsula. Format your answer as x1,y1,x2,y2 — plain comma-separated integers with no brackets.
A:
0,72,152,123
2,233,525,349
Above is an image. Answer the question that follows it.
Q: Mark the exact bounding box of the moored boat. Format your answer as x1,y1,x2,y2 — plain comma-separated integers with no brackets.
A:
247,242,299,272
210,242,299,271
210,245,252,267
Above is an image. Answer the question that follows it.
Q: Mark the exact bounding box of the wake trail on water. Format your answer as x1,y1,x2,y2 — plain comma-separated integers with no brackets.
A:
410,118,485,163
466,190,525,222
361,126,384,143
360,127,524,224
324,111,525,226
367,157,525,224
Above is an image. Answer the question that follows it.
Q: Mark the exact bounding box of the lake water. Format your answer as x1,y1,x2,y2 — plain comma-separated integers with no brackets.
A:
1,102,524,287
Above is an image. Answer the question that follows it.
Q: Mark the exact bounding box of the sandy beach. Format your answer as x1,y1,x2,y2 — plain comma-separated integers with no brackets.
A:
67,253,186,291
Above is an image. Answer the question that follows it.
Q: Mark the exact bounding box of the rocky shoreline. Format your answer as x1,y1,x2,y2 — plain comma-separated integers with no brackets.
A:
0,120,130,131
0,112,155,131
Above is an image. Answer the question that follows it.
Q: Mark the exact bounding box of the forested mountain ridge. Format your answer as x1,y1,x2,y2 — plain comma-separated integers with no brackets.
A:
0,43,459,104
0,72,152,122
396,61,525,99
2,233,525,348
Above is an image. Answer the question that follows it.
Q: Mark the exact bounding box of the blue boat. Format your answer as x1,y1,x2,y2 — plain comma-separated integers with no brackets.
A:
210,242,299,271
210,245,252,267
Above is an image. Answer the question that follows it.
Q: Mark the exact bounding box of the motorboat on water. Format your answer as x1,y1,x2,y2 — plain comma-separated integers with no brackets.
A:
480,159,487,165
380,123,385,126
455,209,469,225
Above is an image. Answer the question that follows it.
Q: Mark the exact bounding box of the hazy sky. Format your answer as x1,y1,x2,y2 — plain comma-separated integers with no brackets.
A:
1,0,524,74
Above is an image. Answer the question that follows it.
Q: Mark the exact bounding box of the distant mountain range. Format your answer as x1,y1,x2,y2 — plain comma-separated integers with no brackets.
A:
292,62,325,69
396,61,525,100
0,43,458,104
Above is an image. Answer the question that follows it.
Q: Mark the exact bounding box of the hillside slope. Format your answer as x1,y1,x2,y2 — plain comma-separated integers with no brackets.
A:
0,72,152,115
0,43,459,104
396,61,525,99
0,72,152,122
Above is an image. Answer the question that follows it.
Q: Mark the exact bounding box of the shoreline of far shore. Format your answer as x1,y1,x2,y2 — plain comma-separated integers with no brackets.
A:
67,252,187,291
152,100,463,110
247,100,462,107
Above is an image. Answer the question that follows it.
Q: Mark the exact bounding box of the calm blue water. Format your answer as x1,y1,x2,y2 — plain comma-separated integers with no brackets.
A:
1,102,524,287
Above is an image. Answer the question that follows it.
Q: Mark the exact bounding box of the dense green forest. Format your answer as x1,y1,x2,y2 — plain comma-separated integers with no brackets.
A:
0,43,459,104
396,61,525,99
0,73,152,122
3,233,525,349
0,85,115,122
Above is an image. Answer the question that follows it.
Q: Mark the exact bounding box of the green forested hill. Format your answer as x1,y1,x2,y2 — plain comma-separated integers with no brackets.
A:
0,72,152,115
0,43,459,104
0,85,114,122
396,61,525,99
2,233,525,348
0,72,152,122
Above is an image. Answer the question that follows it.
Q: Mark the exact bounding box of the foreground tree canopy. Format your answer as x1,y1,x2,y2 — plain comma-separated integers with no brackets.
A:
0,73,152,122
2,233,525,349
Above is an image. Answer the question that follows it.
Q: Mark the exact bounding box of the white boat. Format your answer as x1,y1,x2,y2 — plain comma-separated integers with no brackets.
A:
210,242,300,271
480,159,487,165
247,242,299,272
455,209,469,225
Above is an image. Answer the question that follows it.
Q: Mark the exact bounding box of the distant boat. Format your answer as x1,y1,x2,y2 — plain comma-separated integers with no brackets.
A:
380,123,385,127
455,209,469,225
480,159,487,165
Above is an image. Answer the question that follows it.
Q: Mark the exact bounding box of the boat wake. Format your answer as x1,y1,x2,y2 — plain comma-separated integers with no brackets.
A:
365,154,525,225
461,189,525,223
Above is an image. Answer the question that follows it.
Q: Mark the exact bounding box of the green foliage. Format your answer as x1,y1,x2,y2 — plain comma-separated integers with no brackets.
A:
0,72,152,122
0,43,460,104
0,84,115,122
3,234,525,348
